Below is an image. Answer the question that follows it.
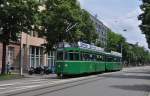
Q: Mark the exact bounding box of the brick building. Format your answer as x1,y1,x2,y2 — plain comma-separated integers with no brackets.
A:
0,32,55,74
21,32,55,73
0,42,20,73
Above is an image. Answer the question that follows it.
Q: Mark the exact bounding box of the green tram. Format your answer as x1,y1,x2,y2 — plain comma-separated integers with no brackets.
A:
55,43,122,76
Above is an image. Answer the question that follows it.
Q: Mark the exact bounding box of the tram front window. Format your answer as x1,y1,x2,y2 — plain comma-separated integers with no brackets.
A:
68,51,79,61
57,51,63,60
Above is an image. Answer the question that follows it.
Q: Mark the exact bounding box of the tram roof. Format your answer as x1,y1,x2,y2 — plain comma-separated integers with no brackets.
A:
105,52,122,58
57,42,122,57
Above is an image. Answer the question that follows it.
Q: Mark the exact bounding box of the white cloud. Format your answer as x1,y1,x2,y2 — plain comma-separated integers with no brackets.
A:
104,8,148,48
78,0,148,49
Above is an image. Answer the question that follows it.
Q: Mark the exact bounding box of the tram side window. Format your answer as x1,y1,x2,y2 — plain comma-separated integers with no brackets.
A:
113,57,121,62
91,54,96,61
81,53,96,61
107,56,113,62
120,58,122,62
89,54,93,61
113,57,118,62
82,53,90,61
69,52,74,60
64,52,68,60
96,55,104,61
74,53,79,60
68,51,79,61
118,57,122,62
57,51,63,60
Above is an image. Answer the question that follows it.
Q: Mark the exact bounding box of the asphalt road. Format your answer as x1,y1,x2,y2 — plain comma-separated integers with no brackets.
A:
0,66,150,96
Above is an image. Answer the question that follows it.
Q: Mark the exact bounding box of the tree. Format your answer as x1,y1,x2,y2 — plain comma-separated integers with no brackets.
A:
139,0,150,48
106,30,126,52
0,0,40,74
38,0,98,51
106,30,150,66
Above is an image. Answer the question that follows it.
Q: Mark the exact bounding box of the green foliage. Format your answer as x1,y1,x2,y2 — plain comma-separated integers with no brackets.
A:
139,0,150,48
0,0,40,44
0,74,23,81
107,31,150,66
107,30,126,52
0,0,40,74
38,0,97,51
0,0,97,50
80,10,98,44
124,43,150,66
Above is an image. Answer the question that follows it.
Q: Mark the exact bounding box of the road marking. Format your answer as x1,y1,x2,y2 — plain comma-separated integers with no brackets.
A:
0,84,14,87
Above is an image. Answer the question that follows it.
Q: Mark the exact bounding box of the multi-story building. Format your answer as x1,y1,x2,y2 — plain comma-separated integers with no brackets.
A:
0,32,55,73
21,32,55,73
0,41,20,73
90,15,109,48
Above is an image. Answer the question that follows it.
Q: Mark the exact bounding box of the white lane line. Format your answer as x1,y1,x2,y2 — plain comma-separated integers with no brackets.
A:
0,84,14,87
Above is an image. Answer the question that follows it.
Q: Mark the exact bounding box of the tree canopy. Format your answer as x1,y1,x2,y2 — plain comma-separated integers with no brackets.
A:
107,30,150,66
0,0,40,74
38,0,98,51
139,0,150,48
0,0,40,44
107,30,126,52
0,0,98,73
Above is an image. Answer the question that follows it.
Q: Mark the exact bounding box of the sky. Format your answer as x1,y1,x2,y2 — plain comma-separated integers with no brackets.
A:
78,0,148,49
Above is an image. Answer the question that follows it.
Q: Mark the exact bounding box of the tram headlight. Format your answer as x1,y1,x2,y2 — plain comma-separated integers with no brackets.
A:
65,64,68,67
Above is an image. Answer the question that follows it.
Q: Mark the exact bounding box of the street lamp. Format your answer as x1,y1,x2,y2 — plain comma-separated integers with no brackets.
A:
19,33,23,76
121,43,123,55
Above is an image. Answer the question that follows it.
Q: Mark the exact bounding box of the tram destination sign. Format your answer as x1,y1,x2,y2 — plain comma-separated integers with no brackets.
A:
78,42,104,52
58,42,104,52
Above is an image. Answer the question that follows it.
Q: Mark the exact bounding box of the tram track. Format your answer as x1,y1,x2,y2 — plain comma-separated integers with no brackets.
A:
1,66,150,96
4,73,111,96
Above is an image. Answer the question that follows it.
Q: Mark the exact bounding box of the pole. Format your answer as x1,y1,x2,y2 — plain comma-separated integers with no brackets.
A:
121,44,123,55
20,33,23,76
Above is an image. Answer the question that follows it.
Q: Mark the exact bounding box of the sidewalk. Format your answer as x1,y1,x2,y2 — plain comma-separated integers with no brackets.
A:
23,73,58,79
0,66,150,84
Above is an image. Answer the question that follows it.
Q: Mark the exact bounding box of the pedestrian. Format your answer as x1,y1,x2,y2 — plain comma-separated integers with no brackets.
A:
7,62,11,74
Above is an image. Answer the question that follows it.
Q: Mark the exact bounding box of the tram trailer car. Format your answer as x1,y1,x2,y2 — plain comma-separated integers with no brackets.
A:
105,53,122,71
55,47,122,76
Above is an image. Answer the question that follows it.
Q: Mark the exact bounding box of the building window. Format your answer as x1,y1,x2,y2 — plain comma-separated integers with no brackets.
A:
29,46,43,68
47,51,55,69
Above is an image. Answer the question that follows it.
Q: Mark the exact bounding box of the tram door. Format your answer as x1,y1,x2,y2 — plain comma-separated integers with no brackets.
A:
47,51,55,73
